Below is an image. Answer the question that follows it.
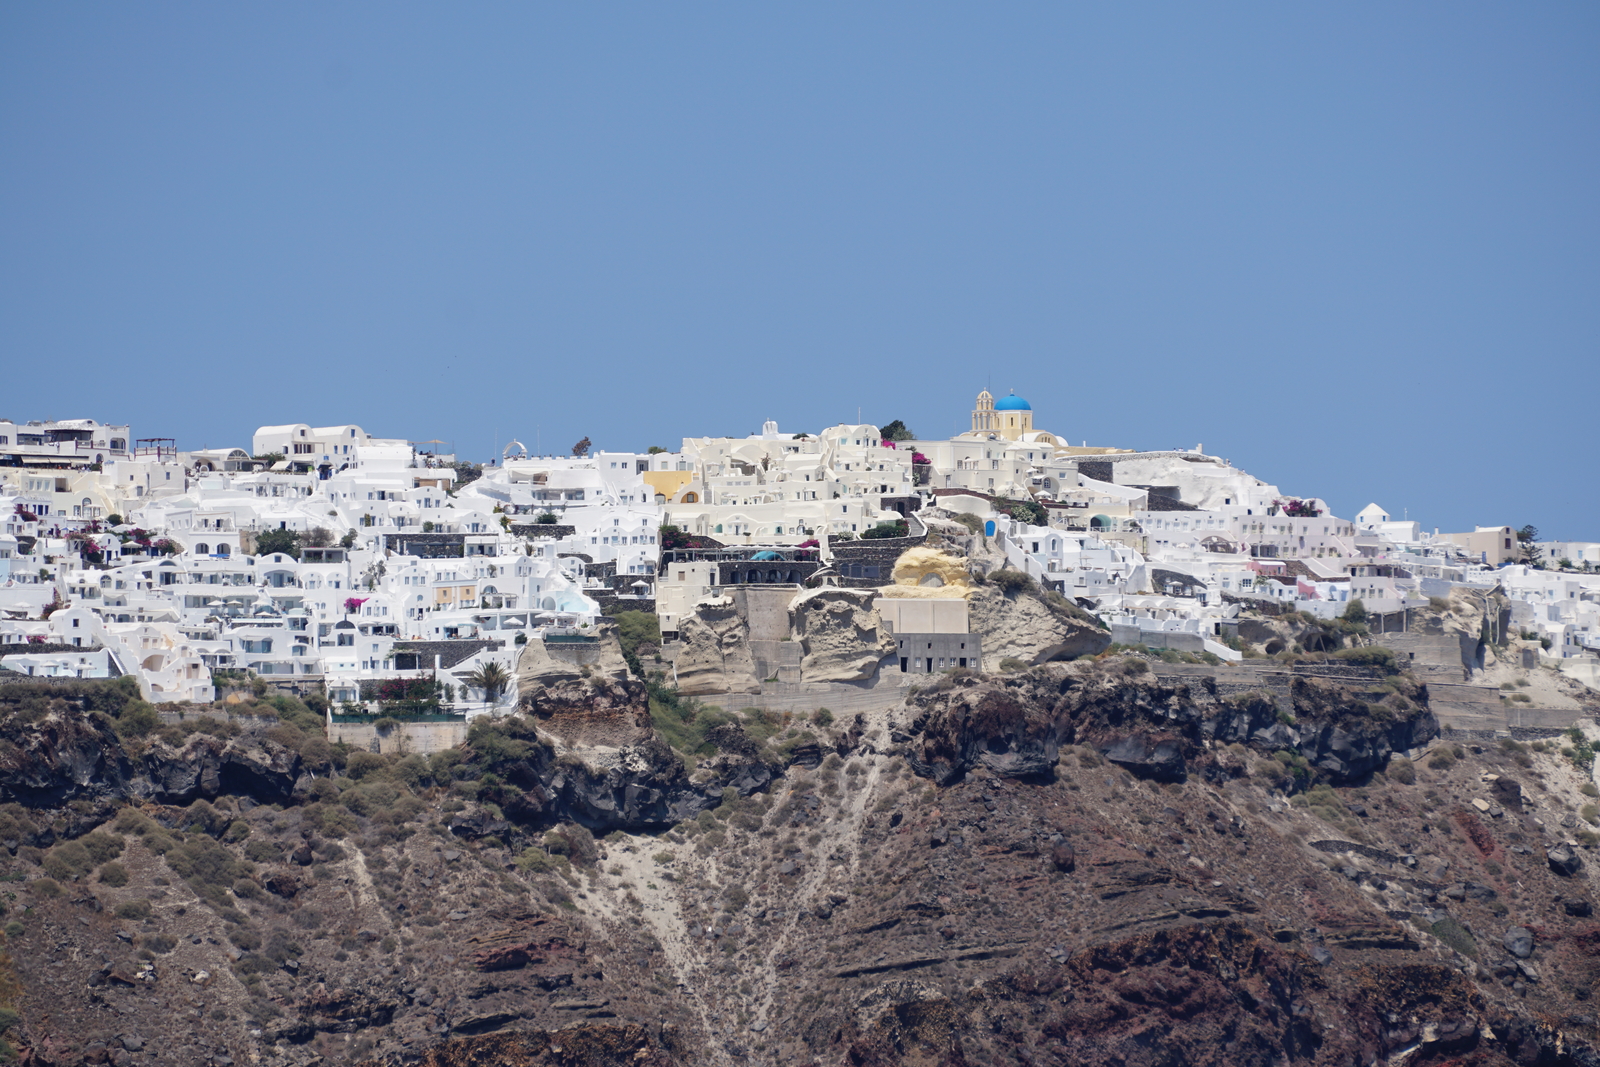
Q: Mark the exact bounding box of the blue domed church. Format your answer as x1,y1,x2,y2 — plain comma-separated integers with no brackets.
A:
970,390,1033,439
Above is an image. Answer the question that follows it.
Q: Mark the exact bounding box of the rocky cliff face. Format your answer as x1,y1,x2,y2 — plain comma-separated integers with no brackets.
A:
514,621,632,707
671,601,762,695
966,583,1111,669
3,665,1600,1067
902,659,1436,787
789,588,894,683
0,704,303,809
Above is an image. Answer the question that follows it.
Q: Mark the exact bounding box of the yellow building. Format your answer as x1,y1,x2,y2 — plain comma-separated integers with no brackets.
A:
971,390,1033,440
641,469,696,503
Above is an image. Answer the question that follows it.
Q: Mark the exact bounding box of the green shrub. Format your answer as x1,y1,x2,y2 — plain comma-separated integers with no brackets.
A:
860,519,909,540
647,686,740,759
163,833,253,905
1120,658,1150,676
342,780,402,818
615,611,662,658
345,751,390,780
1330,645,1398,673
30,878,62,898
514,847,569,876
306,803,360,838
1386,756,1416,785
97,862,130,887
115,899,152,920
115,700,161,738
229,925,263,950
952,513,985,535
1429,914,1478,957
999,657,1031,674
989,569,1033,593
42,841,94,881
181,800,233,836
1582,804,1600,827
1427,748,1456,771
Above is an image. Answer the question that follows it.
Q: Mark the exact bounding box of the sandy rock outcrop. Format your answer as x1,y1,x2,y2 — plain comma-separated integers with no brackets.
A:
672,599,761,695
515,621,629,691
967,583,1111,670
880,546,976,598
790,587,895,682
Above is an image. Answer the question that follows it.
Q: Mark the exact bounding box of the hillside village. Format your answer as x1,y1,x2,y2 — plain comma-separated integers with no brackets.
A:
10,395,1600,1066
1,393,1597,735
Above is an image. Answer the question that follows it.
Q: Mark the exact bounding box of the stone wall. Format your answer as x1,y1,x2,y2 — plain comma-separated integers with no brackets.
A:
383,533,467,558
328,718,469,755
702,678,912,718
1141,494,1201,513
748,639,803,683
730,586,797,643
832,527,927,589
1077,460,1113,483
509,524,576,539
594,595,656,616
718,560,821,586
391,640,499,670
1110,625,1206,653
0,642,104,657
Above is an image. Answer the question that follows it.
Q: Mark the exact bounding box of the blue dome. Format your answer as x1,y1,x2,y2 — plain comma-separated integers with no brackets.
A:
993,393,1031,411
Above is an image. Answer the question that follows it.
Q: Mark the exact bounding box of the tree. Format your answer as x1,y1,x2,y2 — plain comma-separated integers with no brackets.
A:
536,512,559,525
572,436,592,457
880,420,915,442
454,461,482,487
1517,525,1543,567
303,527,334,548
1342,598,1368,626
465,661,512,705
997,498,1048,526
340,530,357,548
254,528,300,558
861,519,909,540
647,445,667,455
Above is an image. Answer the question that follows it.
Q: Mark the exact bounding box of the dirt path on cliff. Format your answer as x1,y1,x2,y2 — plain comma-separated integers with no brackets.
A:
746,750,886,1037
591,834,728,1063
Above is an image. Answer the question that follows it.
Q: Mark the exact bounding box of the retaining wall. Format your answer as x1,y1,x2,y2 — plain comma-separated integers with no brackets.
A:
328,719,468,755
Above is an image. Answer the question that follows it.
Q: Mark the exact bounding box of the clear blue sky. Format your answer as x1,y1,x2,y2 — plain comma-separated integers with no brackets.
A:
3,4,1596,537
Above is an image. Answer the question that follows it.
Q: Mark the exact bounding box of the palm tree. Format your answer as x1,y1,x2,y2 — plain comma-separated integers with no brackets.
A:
465,661,512,705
